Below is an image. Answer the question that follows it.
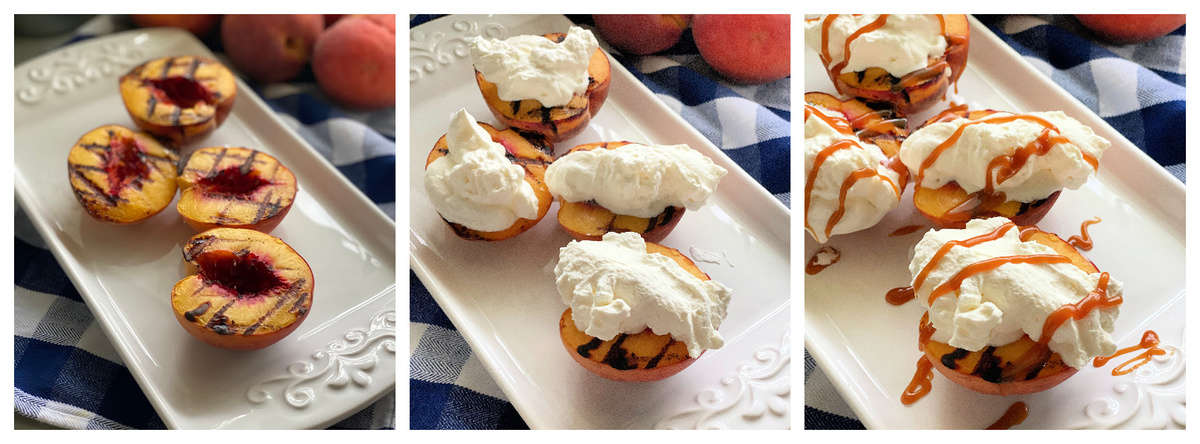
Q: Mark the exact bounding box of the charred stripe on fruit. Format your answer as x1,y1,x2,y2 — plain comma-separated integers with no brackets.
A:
186,57,201,79
243,278,306,336
644,341,674,369
184,235,217,261
70,169,118,205
160,57,174,78
600,334,637,370
289,290,310,314
184,301,212,322
238,150,259,175
147,94,158,116
941,348,969,370
577,337,603,358
972,346,1004,383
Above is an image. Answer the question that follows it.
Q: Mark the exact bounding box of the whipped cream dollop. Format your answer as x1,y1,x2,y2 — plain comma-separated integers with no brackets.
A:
555,232,732,358
423,109,539,232
899,111,1109,203
545,143,727,218
469,26,599,108
911,217,1121,368
806,14,948,77
804,104,902,243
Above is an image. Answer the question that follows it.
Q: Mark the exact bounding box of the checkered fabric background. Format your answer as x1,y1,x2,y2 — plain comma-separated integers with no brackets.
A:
409,14,790,429
804,14,1186,429
14,15,396,429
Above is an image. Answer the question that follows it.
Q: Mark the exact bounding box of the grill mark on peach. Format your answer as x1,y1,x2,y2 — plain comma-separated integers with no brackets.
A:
576,337,603,358
147,94,158,116
186,58,201,79
644,341,674,369
184,301,211,322
205,300,236,333
290,291,310,315
238,150,259,175
972,346,1003,383
243,278,306,336
170,107,181,126
70,168,118,205
600,334,636,370
207,147,229,176
183,236,216,261
940,348,968,369
160,57,174,78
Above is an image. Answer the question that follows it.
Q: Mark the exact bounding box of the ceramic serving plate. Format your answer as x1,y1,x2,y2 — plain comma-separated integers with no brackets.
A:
804,16,1185,429
410,14,790,429
14,29,396,429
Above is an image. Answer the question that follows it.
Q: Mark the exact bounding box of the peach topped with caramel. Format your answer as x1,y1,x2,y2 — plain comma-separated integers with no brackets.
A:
546,142,726,243
470,26,610,142
67,125,179,224
898,107,1109,228
424,109,553,241
177,146,297,233
807,15,968,116
172,228,314,350
555,233,732,382
119,56,236,146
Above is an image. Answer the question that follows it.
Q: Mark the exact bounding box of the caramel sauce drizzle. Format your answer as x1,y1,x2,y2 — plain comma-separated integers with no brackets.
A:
889,224,925,237
901,355,934,405
804,116,901,239
805,139,860,234
1036,272,1118,345
1093,330,1167,376
825,168,899,238
913,221,1016,292
887,286,916,305
805,104,854,135
986,402,1029,429
820,14,890,95
928,254,1072,306
819,15,964,95
1068,217,1102,251
805,246,841,275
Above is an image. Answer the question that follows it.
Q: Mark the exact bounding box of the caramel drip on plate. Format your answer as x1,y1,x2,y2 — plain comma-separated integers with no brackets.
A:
886,286,916,305
901,355,934,405
1036,272,1119,345
806,246,841,275
1093,330,1167,376
986,402,1029,430
820,14,890,95
927,254,1072,306
889,224,925,237
912,221,1016,292
1068,217,1102,251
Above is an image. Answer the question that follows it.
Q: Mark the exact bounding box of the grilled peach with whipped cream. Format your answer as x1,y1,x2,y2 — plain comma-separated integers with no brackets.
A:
907,218,1119,397
556,232,732,382
804,94,908,243
807,14,968,116
546,141,726,243
471,26,610,143
899,107,1109,228
424,109,553,241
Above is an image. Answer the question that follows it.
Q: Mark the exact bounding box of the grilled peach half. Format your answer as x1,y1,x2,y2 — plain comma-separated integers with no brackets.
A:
830,14,969,116
177,146,297,233
172,228,314,350
119,56,236,146
475,32,610,143
555,142,685,243
922,228,1096,395
559,242,707,382
425,121,553,241
67,125,179,223
911,108,1059,228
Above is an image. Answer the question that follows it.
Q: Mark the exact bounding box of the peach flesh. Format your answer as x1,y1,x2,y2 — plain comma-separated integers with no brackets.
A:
198,168,271,197
146,77,214,108
194,250,285,297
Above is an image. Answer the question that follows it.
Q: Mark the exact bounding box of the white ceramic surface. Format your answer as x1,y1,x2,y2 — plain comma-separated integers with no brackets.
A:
410,15,790,429
804,16,1185,429
14,29,396,429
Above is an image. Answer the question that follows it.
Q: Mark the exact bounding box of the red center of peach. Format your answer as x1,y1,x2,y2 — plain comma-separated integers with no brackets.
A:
195,250,285,296
104,136,149,196
198,168,270,197
147,77,213,108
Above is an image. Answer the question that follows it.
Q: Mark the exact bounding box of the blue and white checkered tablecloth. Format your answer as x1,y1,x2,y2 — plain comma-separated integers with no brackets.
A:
804,14,1186,430
409,14,791,430
14,15,396,429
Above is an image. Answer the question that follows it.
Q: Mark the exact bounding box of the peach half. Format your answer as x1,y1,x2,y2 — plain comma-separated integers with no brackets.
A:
119,56,237,146
911,108,1060,229
425,122,553,241
559,242,707,382
475,33,611,143
172,228,314,350
555,142,685,243
921,228,1098,395
825,15,969,116
67,125,179,224
177,146,297,233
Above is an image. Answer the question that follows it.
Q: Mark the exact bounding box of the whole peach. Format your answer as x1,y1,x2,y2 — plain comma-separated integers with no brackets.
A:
130,15,221,38
693,14,790,84
1075,14,1185,44
592,14,691,55
312,15,396,109
220,14,324,84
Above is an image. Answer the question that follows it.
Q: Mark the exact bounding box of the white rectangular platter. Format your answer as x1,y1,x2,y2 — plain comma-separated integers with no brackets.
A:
410,14,791,429
804,16,1185,429
14,29,396,429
